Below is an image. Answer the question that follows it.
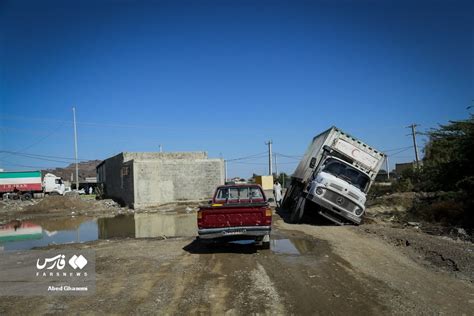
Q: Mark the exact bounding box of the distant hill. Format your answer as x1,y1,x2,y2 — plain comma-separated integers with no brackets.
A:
45,160,102,182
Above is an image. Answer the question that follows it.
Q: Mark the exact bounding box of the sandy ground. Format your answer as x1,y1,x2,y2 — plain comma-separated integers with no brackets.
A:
0,203,473,315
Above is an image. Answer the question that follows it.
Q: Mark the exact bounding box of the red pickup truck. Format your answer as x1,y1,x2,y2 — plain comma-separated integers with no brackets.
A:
197,184,272,248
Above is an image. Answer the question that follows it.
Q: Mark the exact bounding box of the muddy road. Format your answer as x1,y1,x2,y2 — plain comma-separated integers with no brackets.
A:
1,208,473,315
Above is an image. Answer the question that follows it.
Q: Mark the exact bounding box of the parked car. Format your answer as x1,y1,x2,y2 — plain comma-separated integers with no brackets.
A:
197,184,273,248
75,188,86,195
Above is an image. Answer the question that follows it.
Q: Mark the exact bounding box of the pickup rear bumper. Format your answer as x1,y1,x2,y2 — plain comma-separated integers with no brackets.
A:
198,226,271,239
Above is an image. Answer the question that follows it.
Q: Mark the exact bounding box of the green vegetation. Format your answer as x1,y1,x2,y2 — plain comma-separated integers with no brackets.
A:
419,114,474,193
416,115,473,228
371,114,473,229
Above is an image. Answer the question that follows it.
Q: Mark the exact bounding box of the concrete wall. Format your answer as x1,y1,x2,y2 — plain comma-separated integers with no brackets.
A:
98,153,135,206
255,175,274,190
123,152,207,162
133,158,224,208
98,152,224,208
134,213,197,237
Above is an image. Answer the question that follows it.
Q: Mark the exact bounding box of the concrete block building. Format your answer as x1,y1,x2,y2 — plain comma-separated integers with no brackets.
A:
96,152,224,208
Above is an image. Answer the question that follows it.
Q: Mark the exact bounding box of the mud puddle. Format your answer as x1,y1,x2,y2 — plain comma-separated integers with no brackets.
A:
229,237,315,255
271,238,315,255
0,212,197,251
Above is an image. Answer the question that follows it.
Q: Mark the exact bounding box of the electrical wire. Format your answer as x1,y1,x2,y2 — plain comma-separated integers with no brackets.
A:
0,159,52,170
387,147,412,157
0,121,67,160
382,146,413,153
226,152,267,162
0,150,92,162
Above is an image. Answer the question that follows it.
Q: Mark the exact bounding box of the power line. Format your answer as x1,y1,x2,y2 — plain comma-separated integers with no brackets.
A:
226,152,267,162
387,147,412,157
0,115,257,134
381,146,413,153
0,121,67,160
274,153,303,160
233,162,296,165
0,151,92,161
0,159,52,170
5,155,70,164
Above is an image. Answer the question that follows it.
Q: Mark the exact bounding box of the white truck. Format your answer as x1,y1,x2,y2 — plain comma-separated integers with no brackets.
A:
283,126,385,225
42,173,67,196
0,171,67,200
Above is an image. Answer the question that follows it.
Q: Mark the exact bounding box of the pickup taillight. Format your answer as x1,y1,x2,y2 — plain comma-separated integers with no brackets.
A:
265,208,272,217
197,211,202,219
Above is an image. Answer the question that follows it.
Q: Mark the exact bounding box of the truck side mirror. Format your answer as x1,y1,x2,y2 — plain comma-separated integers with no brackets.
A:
309,157,317,168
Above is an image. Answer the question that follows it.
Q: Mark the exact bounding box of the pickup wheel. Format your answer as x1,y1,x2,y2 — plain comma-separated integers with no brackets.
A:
261,241,270,249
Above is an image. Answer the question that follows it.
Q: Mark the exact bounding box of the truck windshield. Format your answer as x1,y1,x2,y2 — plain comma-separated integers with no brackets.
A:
322,159,370,191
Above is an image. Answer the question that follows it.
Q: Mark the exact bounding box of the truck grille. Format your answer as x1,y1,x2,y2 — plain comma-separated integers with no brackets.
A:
323,190,357,213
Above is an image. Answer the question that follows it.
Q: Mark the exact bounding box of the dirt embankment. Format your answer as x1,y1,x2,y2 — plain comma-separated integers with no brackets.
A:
0,195,126,223
24,196,96,213
366,192,473,242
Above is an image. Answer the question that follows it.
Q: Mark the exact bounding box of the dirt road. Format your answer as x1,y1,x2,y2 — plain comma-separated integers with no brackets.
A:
1,209,473,315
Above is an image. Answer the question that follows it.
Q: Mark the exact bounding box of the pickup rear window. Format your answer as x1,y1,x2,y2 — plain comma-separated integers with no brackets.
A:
215,186,264,202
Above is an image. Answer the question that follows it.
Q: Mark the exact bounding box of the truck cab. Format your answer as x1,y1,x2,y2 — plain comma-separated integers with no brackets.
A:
307,156,369,224
42,173,67,195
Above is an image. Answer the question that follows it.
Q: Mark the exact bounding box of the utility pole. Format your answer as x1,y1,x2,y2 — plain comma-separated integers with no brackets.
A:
274,153,278,176
407,124,420,167
385,156,390,181
72,107,79,190
219,153,227,183
265,140,273,176
224,160,227,183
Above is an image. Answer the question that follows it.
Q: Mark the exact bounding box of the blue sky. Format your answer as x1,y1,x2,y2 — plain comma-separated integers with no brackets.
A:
1,0,472,177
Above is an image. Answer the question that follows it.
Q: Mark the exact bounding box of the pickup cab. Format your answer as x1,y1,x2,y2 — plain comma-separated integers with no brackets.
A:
197,184,272,248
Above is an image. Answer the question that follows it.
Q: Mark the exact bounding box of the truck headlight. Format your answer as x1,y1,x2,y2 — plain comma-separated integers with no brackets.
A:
315,187,324,195
354,207,363,216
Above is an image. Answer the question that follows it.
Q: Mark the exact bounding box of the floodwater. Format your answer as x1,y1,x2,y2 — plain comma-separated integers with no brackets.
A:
0,213,314,255
0,219,98,251
0,212,197,251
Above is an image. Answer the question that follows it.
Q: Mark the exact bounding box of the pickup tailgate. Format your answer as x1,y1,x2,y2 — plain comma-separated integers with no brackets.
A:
198,204,271,229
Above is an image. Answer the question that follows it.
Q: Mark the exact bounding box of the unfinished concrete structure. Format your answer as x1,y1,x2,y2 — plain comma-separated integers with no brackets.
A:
96,152,224,208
